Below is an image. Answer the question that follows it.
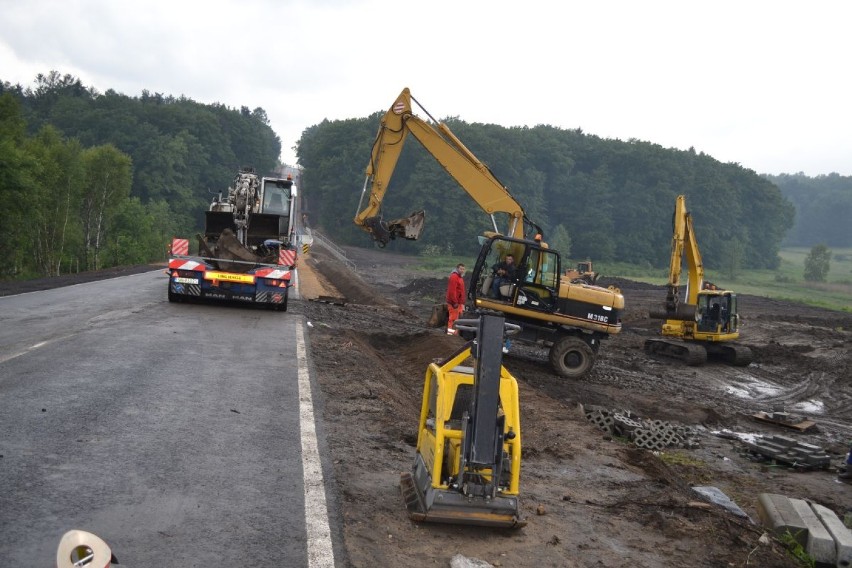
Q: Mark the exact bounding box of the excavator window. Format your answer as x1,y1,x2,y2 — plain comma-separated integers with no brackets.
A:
526,248,559,289
514,247,559,312
263,188,288,214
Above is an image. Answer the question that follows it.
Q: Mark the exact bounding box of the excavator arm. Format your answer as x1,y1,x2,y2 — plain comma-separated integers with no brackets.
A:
654,195,704,321
355,88,538,246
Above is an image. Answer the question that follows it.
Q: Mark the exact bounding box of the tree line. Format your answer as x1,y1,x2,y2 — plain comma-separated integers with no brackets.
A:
766,172,852,248
0,72,281,279
297,113,800,271
3,73,847,281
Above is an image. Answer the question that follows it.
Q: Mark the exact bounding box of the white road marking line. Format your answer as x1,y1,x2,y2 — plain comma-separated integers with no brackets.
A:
296,324,336,567
292,269,301,300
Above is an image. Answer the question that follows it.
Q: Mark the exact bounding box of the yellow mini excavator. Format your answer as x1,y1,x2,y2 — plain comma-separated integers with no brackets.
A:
400,314,525,528
644,195,752,366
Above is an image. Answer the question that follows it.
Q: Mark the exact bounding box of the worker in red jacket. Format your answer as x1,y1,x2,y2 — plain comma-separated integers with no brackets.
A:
445,263,466,335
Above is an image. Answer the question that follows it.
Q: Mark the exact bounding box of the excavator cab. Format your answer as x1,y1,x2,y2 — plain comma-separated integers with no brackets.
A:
696,290,740,334
470,234,560,314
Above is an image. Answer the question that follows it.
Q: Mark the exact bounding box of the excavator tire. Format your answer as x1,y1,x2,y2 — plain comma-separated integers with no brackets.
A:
549,336,595,379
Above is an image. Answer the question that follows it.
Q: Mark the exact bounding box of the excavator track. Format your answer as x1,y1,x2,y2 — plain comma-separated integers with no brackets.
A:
644,338,708,366
706,343,753,367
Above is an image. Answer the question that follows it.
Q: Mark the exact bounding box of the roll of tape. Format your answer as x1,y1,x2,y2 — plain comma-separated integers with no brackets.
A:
56,530,112,568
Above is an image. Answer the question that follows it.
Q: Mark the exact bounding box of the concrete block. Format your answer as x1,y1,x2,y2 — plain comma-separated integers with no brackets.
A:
805,454,831,467
789,498,836,566
750,443,783,457
757,493,809,546
768,435,798,447
810,502,852,568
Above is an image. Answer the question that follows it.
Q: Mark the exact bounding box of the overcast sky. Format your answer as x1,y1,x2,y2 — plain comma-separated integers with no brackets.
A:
1,0,849,176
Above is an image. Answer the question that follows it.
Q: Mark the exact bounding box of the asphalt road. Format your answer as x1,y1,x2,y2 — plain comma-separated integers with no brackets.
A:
0,271,341,566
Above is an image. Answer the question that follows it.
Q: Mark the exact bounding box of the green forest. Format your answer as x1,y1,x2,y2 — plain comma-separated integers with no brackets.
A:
298,114,851,271
0,72,281,278
2,72,850,281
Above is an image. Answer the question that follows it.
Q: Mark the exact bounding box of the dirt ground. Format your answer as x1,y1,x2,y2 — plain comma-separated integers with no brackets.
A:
297,244,852,568
4,253,850,567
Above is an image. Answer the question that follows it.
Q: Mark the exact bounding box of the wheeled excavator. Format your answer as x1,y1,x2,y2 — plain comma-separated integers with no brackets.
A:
354,88,624,379
644,195,752,366
400,314,525,528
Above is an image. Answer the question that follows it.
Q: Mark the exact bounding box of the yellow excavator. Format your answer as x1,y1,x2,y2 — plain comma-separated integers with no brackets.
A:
400,314,525,528
644,195,752,366
354,88,624,379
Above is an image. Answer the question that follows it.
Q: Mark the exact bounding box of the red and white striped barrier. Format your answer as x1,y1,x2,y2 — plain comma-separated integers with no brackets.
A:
170,238,189,256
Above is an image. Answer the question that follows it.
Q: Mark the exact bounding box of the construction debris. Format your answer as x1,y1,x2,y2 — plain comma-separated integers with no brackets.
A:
744,434,831,469
752,410,817,432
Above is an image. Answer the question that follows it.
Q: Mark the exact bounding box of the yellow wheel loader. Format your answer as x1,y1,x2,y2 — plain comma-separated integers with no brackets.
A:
400,314,526,528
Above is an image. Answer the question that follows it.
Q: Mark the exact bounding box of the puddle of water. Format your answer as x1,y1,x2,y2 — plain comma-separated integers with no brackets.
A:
712,429,762,444
723,374,782,399
791,399,825,414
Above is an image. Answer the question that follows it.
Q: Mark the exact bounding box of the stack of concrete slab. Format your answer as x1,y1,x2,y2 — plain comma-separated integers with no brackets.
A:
746,434,832,469
581,405,700,450
758,493,852,567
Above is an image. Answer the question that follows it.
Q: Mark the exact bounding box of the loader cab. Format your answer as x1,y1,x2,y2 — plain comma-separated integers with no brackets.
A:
696,290,740,334
470,235,561,314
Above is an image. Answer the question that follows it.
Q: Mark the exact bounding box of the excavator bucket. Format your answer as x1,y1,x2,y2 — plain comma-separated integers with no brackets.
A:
387,210,426,241
650,302,696,321
362,211,425,247
197,228,264,273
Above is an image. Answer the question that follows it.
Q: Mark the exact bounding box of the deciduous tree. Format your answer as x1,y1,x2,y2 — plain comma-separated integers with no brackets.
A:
804,244,831,282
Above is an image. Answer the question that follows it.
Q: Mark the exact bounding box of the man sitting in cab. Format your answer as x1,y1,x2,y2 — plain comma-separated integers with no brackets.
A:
491,254,518,300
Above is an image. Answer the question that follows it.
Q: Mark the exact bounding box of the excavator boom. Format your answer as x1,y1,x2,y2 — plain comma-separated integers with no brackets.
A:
355,88,534,245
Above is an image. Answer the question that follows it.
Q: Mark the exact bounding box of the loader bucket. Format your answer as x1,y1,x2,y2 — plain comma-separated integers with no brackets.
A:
399,466,525,529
